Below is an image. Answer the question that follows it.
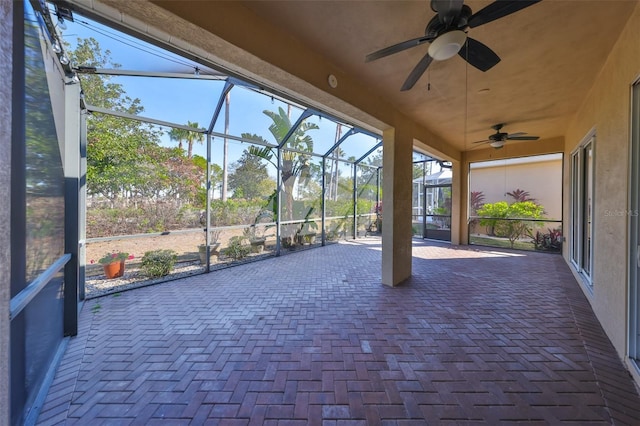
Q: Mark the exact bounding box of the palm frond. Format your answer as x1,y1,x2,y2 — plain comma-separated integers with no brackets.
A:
248,145,277,169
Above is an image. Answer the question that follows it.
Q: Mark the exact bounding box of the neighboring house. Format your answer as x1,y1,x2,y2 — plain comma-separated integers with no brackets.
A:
412,168,452,218
469,153,563,220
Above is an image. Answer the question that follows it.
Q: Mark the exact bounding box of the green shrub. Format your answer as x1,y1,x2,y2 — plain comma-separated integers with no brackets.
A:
222,236,251,260
478,201,544,248
141,249,177,277
209,199,265,226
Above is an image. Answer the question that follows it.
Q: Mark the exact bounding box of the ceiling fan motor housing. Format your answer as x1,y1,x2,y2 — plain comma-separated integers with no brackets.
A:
366,0,542,91
428,30,467,61
489,132,508,142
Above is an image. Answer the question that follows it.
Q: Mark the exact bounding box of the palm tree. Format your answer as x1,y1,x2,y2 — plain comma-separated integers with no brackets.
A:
247,107,318,224
222,92,230,201
184,121,204,159
329,147,346,201
167,127,187,150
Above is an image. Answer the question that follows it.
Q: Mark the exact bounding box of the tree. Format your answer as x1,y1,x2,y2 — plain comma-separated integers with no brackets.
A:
193,155,223,195
413,163,426,180
245,108,319,224
184,121,204,158
163,148,206,205
478,201,544,248
168,127,187,150
327,147,345,201
69,38,164,202
70,38,208,208
168,124,203,158
228,149,274,199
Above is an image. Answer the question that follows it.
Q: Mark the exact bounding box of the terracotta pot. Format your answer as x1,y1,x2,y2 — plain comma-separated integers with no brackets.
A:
103,260,125,279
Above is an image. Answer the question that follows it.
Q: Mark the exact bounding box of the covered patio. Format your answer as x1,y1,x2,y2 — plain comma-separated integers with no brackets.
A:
37,239,640,424
5,0,640,423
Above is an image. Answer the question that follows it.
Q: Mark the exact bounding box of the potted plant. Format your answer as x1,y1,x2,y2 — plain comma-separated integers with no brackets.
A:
97,252,132,279
296,224,318,245
199,230,221,264
244,225,266,253
281,236,294,249
295,208,318,245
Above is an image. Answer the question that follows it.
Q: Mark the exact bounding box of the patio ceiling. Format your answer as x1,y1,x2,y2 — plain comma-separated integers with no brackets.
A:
96,0,635,153
235,0,634,152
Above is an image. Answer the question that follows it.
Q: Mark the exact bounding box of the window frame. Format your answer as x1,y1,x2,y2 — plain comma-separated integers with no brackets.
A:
570,132,595,287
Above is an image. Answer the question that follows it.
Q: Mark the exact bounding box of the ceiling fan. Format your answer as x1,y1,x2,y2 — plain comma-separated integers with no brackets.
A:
365,0,541,91
473,123,540,149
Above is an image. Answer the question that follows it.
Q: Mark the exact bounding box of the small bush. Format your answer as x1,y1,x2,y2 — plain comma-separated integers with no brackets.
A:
222,236,251,260
531,228,563,252
141,249,177,277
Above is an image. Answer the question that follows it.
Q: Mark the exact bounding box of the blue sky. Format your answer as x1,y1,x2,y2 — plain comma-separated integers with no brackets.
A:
59,12,381,167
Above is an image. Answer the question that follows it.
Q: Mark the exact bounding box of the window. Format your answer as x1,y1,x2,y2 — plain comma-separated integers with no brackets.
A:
570,135,594,284
629,81,640,361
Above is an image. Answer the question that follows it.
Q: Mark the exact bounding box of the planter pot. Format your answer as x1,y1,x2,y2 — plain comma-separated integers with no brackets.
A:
199,243,221,264
281,236,293,249
295,233,317,245
303,233,317,245
250,239,266,253
103,261,125,279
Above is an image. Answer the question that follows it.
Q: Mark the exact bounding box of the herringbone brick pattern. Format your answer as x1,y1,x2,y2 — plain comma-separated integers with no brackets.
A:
37,239,640,424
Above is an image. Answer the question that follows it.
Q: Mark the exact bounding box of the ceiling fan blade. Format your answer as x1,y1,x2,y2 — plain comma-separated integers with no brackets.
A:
468,0,541,29
472,139,490,144
469,141,493,150
401,53,434,91
365,36,431,62
507,132,527,137
458,37,500,72
431,0,464,25
507,136,540,141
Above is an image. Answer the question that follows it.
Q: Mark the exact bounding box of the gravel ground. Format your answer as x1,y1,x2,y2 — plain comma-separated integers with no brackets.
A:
84,229,339,298
84,236,291,299
86,231,207,265
85,260,206,299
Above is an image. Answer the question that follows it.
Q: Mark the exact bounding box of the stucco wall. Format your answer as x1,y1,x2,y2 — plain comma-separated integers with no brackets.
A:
563,2,640,360
470,156,563,220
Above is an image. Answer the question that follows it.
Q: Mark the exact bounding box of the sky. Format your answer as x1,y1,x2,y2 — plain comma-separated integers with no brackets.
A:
58,11,382,168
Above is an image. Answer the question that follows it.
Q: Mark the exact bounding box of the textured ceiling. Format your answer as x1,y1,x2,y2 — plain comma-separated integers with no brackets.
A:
236,0,635,152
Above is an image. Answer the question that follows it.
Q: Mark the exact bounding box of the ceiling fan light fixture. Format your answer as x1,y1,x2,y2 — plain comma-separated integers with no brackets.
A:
489,140,505,149
428,30,467,61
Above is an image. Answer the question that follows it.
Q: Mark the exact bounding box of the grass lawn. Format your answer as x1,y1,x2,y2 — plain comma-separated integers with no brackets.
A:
470,235,536,251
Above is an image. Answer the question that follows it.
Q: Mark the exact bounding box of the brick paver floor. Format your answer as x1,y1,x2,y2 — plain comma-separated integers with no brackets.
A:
37,239,640,424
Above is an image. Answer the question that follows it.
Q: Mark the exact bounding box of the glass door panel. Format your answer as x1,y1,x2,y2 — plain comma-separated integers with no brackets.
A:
423,184,452,241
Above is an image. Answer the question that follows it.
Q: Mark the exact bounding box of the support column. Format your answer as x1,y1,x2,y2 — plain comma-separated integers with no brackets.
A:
382,125,413,286
458,152,470,245
79,110,87,300
0,2,14,424
450,159,464,245
64,81,81,337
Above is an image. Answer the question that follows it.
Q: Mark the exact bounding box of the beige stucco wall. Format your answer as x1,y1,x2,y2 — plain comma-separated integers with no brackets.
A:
470,156,563,220
563,2,640,364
